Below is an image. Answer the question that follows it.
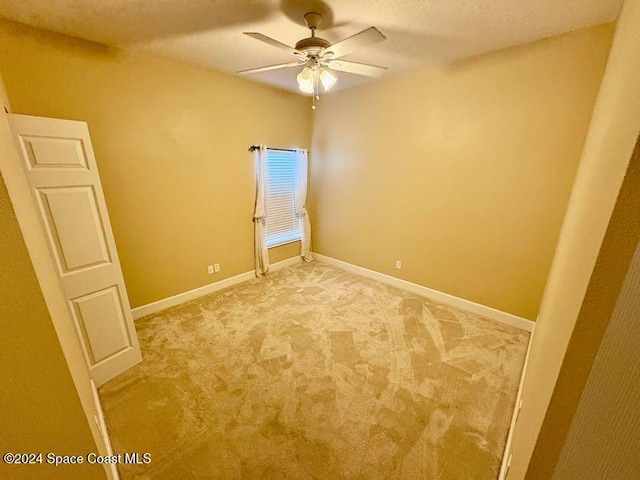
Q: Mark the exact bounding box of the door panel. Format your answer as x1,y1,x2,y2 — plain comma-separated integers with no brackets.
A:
20,135,89,170
71,286,131,364
9,114,141,386
37,186,111,272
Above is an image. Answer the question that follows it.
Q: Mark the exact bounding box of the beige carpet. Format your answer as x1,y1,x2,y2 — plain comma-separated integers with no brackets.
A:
100,261,529,479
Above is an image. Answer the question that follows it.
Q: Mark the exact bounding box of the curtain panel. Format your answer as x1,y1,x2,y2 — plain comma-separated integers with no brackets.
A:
295,148,313,262
252,145,270,276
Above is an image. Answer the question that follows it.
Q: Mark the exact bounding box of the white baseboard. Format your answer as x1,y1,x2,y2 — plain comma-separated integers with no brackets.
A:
132,253,534,333
312,253,534,332
498,320,537,479
131,256,302,320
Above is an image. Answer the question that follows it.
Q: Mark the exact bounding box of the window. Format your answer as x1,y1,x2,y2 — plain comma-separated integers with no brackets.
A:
265,148,300,247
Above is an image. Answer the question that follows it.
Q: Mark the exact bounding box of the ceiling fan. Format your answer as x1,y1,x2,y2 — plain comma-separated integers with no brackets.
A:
238,12,387,109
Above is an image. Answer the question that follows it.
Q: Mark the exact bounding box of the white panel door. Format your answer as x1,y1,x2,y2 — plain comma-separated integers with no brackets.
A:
8,114,141,386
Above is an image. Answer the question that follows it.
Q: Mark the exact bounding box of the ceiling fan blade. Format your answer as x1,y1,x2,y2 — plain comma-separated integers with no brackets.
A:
321,27,386,59
327,60,387,78
237,62,305,75
243,32,305,58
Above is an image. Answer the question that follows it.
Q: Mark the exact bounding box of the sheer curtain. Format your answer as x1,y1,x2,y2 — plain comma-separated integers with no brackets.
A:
252,145,269,276
295,148,313,261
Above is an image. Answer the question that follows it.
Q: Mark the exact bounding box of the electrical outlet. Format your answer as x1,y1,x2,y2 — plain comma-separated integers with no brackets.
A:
214,263,220,273
207,265,214,274
395,260,402,269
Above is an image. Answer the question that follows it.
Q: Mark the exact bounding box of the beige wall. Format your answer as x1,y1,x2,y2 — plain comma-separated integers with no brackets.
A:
0,170,104,479
508,0,640,477
310,24,614,320
0,20,312,308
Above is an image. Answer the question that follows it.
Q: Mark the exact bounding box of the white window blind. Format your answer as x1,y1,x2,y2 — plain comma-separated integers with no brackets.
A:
265,149,300,247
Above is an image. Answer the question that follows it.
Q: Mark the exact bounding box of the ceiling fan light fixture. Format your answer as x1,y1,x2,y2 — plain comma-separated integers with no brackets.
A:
298,80,314,94
319,68,337,91
297,66,314,93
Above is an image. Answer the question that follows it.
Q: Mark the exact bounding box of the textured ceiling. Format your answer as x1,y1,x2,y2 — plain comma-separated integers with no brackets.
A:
0,0,623,94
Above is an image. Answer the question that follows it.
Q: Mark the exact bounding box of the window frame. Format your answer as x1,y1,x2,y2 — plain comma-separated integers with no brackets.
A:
264,148,301,248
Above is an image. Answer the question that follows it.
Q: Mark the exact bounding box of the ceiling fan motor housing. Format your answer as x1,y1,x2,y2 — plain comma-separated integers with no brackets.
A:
295,36,330,53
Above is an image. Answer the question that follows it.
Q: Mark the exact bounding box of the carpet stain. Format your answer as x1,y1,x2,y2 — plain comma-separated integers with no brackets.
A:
100,261,529,479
